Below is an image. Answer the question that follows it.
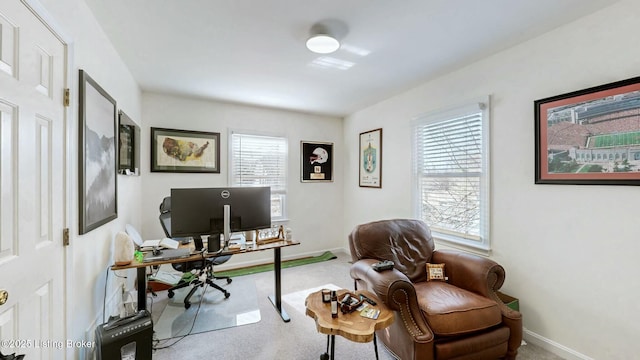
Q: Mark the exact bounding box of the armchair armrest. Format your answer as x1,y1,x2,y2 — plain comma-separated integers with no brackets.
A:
432,249,522,355
350,259,410,304
350,259,434,342
432,249,505,297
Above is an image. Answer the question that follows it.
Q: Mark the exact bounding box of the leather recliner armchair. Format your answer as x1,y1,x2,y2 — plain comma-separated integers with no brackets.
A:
349,219,522,360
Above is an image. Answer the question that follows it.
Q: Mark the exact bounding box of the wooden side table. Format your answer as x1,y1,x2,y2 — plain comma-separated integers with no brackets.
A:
305,289,394,360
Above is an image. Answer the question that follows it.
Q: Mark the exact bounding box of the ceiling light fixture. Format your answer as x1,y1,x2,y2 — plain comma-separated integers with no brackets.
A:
306,23,340,54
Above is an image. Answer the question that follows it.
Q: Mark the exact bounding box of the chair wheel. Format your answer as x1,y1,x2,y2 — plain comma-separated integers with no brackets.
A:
184,302,191,309
224,292,230,299
320,353,329,360
226,278,232,284
167,291,174,298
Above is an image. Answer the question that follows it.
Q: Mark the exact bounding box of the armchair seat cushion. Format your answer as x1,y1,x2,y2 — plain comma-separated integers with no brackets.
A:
416,281,502,336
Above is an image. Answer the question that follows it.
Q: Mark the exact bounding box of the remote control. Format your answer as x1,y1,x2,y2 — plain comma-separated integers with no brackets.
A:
359,294,377,306
372,260,394,272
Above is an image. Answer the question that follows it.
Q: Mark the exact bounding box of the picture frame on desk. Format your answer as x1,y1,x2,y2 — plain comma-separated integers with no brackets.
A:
151,127,220,173
78,70,118,234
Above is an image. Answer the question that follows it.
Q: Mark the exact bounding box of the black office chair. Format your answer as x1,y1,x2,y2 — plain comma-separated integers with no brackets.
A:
159,197,232,309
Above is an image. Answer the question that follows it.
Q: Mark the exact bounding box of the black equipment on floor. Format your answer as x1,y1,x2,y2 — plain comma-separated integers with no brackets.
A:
95,310,153,360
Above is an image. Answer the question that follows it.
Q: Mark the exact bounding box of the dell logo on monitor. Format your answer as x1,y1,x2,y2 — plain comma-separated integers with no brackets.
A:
221,190,231,199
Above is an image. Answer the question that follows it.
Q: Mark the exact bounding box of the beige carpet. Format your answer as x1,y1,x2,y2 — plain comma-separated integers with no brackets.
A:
281,283,341,315
151,251,564,359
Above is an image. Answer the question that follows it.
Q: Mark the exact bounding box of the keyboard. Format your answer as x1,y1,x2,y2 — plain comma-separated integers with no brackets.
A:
142,248,191,263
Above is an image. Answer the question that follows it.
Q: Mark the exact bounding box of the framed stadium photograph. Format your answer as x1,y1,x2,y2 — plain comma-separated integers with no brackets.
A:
535,76,640,185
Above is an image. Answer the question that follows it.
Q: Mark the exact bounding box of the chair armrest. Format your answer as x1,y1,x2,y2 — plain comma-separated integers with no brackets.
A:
350,259,434,342
432,249,505,297
350,259,410,304
432,249,522,356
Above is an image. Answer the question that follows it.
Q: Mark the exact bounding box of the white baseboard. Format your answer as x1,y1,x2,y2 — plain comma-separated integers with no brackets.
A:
524,328,594,360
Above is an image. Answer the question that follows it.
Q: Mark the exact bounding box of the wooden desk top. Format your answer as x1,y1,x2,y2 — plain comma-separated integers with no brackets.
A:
305,289,394,343
111,239,300,271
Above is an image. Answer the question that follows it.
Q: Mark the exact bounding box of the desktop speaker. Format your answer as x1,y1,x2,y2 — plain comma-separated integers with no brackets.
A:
208,232,221,252
95,310,153,360
114,231,135,266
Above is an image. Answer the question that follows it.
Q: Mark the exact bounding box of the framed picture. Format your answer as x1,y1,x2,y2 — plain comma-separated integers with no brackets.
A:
151,127,220,173
359,128,382,188
78,70,118,234
118,110,140,176
535,76,640,185
301,141,333,182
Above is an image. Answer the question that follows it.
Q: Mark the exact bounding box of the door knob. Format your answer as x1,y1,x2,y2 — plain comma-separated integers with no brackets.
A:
0,289,7,305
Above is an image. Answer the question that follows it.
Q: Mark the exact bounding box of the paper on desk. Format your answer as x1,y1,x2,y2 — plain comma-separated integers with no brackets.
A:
140,238,179,249
149,271,182,285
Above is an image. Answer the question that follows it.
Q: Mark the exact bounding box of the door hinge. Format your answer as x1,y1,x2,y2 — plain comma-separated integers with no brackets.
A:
63,228,70,246
63,88,70,107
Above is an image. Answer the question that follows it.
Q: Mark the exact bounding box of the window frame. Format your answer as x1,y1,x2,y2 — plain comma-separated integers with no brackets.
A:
411,96,491,254
228,129,289,223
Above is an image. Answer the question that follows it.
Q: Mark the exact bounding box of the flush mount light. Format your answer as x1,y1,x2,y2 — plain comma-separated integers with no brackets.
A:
306,34,340,54
306,23,341,54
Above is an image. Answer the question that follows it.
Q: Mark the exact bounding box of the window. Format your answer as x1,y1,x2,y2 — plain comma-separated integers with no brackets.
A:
412,97,490,253
229,131,288,222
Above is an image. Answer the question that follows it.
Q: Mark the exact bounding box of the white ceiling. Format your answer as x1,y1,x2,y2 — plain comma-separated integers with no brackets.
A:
83,0,618,117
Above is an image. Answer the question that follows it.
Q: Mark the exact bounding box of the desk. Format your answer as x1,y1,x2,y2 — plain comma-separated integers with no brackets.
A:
305,289,394,360
111,240,300,322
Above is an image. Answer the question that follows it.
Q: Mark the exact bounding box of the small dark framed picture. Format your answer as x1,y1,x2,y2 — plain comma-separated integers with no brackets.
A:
151,127,220,173
301,141,333,182
359,128,382,188
535,76,640,185
118,110,140,176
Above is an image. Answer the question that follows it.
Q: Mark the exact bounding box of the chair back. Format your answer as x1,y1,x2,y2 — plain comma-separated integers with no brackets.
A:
349,219,434,282
159,197,172,238
158,196,203,272
158,196,232,272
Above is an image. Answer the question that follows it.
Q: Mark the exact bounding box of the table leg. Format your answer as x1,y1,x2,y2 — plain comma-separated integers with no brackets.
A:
268,247,290,322
330,334,335,360
320,335,330,360
137,267,146,311
373,333,379,360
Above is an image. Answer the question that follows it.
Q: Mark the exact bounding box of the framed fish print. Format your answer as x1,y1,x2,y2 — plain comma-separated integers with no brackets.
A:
150,127,220,173
359,128,382,188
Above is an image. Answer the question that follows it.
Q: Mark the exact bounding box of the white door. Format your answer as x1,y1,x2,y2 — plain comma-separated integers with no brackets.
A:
0,1,67,359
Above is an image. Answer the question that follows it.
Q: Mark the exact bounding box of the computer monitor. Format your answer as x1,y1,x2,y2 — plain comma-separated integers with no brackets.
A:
170,186,272,250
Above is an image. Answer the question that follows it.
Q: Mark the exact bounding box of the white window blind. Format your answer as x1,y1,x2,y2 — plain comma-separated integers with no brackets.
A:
230,132,288,221
413,98,490,252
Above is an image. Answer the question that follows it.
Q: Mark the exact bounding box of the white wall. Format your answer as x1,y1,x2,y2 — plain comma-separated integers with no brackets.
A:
36,0,142,358
140,93,344,269
343,1,640,359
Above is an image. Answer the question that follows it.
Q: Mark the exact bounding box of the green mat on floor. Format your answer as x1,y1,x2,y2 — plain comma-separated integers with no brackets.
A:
216,251,337,277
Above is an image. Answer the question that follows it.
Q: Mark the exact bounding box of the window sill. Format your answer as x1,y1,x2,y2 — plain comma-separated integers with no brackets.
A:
433,236,491,257
271,218,290,225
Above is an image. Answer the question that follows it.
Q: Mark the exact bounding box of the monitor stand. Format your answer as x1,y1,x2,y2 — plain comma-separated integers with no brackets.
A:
223,204,231,250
